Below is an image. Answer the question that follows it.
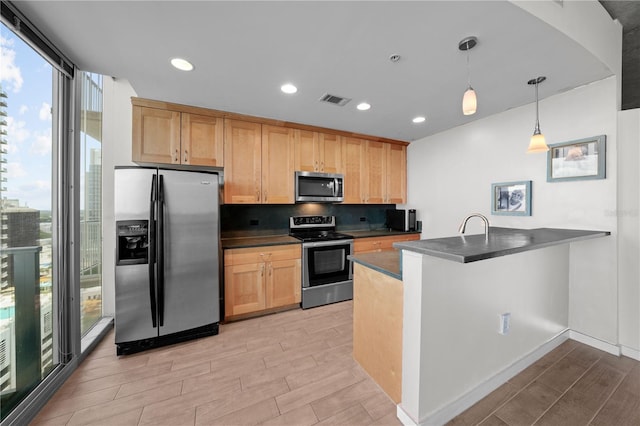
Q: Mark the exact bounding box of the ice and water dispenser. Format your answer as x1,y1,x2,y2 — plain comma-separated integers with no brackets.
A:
116,220,149,265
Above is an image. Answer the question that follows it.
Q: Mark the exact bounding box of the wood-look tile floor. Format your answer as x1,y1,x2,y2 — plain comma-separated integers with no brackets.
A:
32,300,639,426
32,301,401,426
448,338,640,426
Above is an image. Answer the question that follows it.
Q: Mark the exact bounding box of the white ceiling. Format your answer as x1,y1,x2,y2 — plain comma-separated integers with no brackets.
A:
15,1,614,142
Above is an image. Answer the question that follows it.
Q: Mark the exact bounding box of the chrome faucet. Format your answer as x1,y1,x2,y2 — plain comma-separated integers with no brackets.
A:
458,213,490,240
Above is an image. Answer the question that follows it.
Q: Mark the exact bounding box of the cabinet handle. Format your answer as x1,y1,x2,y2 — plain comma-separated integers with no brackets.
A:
320,161,324,171
184,149,188,163
256,189,261,202
314,160,319,171
174,149,179,163
261,264,265,276
264,191,267,202
269,264,272,276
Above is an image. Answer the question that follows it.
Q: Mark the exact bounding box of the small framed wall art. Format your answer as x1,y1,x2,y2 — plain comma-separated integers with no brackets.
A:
491,180,532,216
547,135,606,182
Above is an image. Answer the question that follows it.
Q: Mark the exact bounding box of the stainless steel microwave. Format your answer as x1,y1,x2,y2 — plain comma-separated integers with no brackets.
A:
295,171,344,203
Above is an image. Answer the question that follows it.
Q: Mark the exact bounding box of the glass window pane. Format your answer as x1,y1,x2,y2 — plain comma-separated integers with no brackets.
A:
79,72,103,335
0,22,58,420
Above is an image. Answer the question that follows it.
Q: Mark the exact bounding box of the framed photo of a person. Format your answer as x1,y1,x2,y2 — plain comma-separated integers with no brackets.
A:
491,181,532,216
547,135,606,182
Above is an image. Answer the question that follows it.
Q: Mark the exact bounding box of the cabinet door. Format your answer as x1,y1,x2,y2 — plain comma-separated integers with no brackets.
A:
224,119,262,204
294,129,319,172
342,137,366,203
386,144,407,204
224,263,266,317
319,133,342,174
262,125,295,204
365,141,387,204
181,113,224,167
132,106,181,164
266,258,301,308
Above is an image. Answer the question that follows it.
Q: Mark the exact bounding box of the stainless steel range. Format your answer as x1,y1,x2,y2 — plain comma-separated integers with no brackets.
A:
289,215,354,309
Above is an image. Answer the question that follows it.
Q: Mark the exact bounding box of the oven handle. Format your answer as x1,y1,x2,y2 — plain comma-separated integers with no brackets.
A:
302,239,354,248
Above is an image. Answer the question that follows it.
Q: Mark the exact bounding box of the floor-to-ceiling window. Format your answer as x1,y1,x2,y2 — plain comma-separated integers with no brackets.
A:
0,19,59,420
79,72,102,335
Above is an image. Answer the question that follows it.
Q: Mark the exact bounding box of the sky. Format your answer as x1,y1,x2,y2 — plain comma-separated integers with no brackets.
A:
1,22,53,211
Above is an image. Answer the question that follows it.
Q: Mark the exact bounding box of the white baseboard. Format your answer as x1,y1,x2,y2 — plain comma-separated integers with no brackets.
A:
397,405,417,426
406,330,569,426
621,345,640,361
569,330,620,356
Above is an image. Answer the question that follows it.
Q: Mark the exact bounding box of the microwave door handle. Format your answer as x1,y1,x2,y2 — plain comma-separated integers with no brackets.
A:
334,178,338,197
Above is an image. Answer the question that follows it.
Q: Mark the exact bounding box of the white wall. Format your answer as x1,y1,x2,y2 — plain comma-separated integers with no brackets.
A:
617,109,640,355
401,245,570,424
406,77,620,346
101,78,137,316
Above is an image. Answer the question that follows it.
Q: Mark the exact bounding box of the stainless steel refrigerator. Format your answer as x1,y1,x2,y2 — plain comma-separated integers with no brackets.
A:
114,167,220,355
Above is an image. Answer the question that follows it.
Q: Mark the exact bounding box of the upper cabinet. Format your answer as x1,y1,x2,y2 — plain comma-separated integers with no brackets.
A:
132,98,407,205
181,113,224,166
132,100,223,167
342,138,407,204
132,106,181,164
386,144,407,204
294,130,342,174
262,125,295,204
223,119,262,204
342,137,366,203
223,121,295,204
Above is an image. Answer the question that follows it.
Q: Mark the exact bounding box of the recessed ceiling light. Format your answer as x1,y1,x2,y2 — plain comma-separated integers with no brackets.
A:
170,58,194,71
412,116,426,123
281,83,298,94
356,102,371,111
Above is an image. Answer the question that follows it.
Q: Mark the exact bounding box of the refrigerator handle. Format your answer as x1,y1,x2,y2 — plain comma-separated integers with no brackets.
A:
157,174,165,327
149,174,158,328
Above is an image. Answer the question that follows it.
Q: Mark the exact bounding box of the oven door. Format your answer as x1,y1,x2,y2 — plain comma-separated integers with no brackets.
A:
302,240,353,288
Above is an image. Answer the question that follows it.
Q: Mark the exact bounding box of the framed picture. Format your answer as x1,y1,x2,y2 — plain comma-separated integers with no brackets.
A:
491,180,532,216
547,135,606,182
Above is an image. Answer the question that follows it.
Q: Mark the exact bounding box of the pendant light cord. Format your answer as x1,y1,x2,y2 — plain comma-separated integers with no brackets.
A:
466,48,471,88
534,80,541,133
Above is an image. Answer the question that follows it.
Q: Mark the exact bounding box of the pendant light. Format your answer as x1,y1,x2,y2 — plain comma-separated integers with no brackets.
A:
459,36,478,116
526,76,549,153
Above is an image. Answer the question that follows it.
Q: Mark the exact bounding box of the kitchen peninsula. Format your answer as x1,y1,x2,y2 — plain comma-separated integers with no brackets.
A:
350,227,609,425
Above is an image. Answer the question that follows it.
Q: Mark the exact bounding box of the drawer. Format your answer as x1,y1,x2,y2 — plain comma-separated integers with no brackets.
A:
354,234,420,253
225,244,301,266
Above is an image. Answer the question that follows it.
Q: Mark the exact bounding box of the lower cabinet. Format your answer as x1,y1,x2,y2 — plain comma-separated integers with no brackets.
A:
224,244,301,320
353,234,420,254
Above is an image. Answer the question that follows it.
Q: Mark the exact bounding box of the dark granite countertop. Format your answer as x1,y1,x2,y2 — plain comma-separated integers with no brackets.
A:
221,229,421,249
348,251,403,280
393,227,610,264
341,229,421,238
221,235,300,249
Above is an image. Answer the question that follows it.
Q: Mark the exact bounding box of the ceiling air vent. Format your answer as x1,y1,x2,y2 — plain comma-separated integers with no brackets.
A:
319,93,351,106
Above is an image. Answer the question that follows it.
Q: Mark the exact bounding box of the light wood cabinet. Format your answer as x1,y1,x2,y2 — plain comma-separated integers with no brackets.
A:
295,131,342,173
132,105,223,166
365,141,387,204
224,244,301,320
262,125,295,204
181,113,224,166
224,122,295,204
342,137,366,203
132,97,408,206
353,234,420,254
223,119,262,204
343,139,407,204
386,144,407,204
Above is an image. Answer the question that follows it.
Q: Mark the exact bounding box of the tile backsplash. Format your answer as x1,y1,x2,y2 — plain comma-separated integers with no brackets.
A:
221,204,392,237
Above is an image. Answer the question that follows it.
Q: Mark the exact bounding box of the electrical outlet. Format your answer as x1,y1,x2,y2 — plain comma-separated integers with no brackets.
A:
249,219,259,226
360,217,367,222
499,313,511,335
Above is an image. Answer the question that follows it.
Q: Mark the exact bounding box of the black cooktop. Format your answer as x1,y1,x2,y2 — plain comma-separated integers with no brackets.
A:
290,230,353,243
289,215,353,242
